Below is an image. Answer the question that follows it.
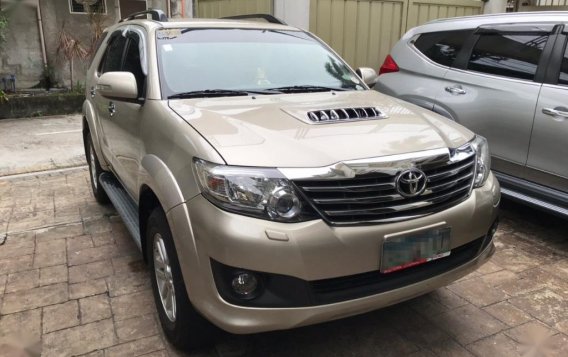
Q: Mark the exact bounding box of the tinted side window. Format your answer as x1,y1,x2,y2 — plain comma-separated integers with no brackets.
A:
558,43,568,86
467,33,549,81
414,30,471,67
123,32,146,97
100,33,127,74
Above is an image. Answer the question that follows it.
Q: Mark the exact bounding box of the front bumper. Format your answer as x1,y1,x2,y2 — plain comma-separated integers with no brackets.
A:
166,173,500,334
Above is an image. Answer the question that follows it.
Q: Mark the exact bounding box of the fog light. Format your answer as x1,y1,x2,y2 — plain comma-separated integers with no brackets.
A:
231,272,258,298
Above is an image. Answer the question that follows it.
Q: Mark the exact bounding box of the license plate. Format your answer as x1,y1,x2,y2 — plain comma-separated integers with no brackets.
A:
380,227,451,274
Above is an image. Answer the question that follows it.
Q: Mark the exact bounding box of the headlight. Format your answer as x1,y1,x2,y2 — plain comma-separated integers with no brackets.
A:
471,135,491,188
193,159,315,222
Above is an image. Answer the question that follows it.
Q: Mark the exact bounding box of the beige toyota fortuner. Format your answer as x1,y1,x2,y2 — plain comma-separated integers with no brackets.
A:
83,10,500,350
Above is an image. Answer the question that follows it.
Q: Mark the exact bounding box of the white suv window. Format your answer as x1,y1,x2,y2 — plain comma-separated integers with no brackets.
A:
414,30,471,67
467,32,549,81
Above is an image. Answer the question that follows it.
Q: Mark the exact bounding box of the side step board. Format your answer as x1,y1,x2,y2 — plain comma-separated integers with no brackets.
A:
99,172,142,251
500,187,568,217
495,172,568,217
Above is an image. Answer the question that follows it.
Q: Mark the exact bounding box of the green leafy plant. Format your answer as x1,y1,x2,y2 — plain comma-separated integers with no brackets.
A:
73,81,86,94
0,89,9,103
0,10,8,48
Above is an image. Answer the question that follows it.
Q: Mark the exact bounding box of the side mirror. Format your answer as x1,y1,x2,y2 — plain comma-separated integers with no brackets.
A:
356,67,379,87
96,72,138,100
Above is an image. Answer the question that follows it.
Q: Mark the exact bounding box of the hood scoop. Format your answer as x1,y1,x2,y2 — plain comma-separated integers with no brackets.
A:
305,106,388,124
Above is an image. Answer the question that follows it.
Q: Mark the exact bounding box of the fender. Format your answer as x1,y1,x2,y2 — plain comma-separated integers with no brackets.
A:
139,154,187,212
139,154,202,293
83,100,111,170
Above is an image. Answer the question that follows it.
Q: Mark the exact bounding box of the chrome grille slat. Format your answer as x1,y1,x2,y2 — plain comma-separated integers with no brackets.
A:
313,193,403,205
323,185,470,217
428,171,474,192
293,150,476,225
426,160,475,181
299,182,395,192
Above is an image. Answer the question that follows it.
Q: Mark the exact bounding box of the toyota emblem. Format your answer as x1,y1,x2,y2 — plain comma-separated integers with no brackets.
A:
396,168,427,198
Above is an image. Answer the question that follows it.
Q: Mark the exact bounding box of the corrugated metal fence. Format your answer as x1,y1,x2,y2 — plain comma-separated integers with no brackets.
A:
310,0,483,70
195,0,273,18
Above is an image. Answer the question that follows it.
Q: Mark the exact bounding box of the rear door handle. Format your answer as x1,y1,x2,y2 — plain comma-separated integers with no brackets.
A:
445,86,467,95
108,102,116,117
542,107,568,121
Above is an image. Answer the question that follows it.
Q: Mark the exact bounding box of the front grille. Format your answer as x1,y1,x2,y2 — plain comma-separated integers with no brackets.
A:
293,150,476,225
306,107,388,123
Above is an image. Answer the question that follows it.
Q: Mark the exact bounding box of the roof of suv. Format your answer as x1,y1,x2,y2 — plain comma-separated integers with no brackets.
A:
407,11,568,37
113,13,298,32
428,11,568,25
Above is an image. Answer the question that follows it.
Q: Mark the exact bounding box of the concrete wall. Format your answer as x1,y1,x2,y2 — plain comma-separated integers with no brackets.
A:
0,0,119,89
40,0,118,89
0,2,43,89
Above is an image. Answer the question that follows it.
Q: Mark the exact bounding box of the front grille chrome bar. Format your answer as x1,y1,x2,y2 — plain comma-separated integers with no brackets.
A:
282,144,477,225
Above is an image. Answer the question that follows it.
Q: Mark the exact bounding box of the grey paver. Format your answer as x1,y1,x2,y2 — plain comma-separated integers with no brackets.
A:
1,282,68,314
42,300,80,333
79,294,112,324
42,318,116,357
114,314,159,343
69,278,108,300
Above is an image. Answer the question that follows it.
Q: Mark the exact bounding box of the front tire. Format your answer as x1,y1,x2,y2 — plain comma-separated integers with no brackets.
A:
146,207,219,351
86,135,110,204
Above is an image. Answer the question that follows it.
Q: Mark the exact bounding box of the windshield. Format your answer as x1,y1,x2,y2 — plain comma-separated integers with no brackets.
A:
156,28,365,98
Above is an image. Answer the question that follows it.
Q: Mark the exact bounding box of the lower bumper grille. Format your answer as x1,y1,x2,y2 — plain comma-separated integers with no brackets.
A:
211,232,494,308
310,235,486,305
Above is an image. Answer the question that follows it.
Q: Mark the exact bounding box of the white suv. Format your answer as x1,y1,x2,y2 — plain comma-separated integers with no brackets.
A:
376,12,568,217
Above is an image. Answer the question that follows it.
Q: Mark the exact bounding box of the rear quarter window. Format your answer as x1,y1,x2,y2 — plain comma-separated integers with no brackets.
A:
414,30,471,67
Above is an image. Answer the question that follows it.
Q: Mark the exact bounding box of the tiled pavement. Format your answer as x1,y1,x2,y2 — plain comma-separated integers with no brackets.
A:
0,167,567,357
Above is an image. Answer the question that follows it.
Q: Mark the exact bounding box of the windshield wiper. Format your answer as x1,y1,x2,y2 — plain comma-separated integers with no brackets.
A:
264,85,349,93
168,89,251,99
168,89,281,99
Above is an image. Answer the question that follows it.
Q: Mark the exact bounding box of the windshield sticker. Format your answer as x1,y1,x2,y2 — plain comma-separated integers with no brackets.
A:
157,29,181,40
162,44,173,52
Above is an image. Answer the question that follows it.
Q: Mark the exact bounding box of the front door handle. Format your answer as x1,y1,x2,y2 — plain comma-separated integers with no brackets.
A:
542,107,568,121
90,87,96,98
108,102,116,117
445,86,467,95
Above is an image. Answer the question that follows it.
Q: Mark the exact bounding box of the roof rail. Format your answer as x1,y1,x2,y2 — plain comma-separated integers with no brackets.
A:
220,14,287,25
119,9,168,23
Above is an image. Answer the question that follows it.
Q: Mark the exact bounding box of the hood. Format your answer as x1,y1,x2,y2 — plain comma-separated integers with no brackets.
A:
169,90,474,167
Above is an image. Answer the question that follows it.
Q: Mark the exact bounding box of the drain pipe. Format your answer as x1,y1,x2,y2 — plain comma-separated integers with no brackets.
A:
36,0,47,70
